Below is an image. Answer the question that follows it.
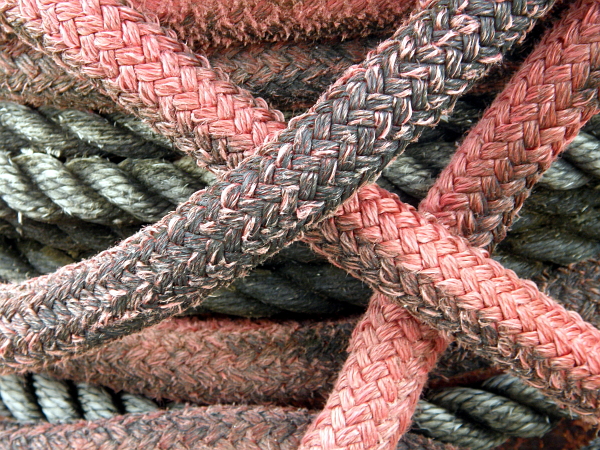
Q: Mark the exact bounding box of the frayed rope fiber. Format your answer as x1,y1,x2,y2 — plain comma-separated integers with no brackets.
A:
0,0,553,371
128,0,411,50
3,0,600,450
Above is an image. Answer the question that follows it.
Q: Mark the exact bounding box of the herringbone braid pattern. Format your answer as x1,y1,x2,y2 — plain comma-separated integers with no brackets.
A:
0,405,458,450
303,184,600,417
299,4,600,449
0,0,287,172
300,293,449,450
421,0,600,249
48,316,355,408
0,28,376,112
131,0,409,50
0,0,553,373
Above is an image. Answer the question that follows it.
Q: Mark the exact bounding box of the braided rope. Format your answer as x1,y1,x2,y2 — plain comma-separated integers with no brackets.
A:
129,0,409,49
0,314,559,448
296,6,600,450
2,0,596,446
0,0,553,372
0,406,460,450
421,2,600,249
0,28,379,112
0,103,598,274
0,0,290,171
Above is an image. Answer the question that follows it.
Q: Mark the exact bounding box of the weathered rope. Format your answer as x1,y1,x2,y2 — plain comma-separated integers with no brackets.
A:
2,1,596,448
0,29,379,112
297,11,600,450
9,103,175,159
0,0,554,372
129,0,409,49
37,315,562,447
0,101,596,255
0,406,458,450
0,369,561,450
420,3,600,249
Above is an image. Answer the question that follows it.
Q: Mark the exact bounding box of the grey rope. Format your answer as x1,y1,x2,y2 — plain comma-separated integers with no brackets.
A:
480,373,573,420
39,107,174,159
0,372,560,449
76,383,120,421
0,375,43,422
0,101,597,272
413,401,508,450
0,102,176,159
31,375,79,424
426,388,553,438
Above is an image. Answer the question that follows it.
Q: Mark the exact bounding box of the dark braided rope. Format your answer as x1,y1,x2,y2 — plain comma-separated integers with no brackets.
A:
0,370,561,449
0,0,556,372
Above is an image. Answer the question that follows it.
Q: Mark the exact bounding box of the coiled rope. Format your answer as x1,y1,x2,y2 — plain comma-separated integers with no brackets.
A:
0,367,562,450
1,0,600,450
0,311,565,448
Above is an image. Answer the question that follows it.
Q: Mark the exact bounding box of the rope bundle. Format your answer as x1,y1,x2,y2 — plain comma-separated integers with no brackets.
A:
0,0,598,449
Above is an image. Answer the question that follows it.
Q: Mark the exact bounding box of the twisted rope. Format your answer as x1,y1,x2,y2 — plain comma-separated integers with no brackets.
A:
0,0,291,171
4,1,600,448
0,102,598,275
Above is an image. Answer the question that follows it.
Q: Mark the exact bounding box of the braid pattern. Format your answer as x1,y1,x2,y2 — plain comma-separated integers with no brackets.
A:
0,0,555,373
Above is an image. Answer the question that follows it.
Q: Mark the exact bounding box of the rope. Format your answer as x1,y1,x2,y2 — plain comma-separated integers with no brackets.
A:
130,0,409,50
0,28,381,112
420,4,600,250
0,315,563,448
1,0,291,172
2,0,596,446
0,102,597,276
0,406,460,450
0,0,553,373
38,314,564,446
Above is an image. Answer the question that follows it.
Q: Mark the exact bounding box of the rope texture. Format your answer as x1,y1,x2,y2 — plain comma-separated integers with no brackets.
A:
2,0,596,446
0,0,553,373
0,314,562,449
0,405,460,450
420,1,600,249
130,0,409,49
296,8,600,450
0,0,289,172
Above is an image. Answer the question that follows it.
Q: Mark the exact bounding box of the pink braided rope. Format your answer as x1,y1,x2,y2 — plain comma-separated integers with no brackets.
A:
300,3,600,448
300,294,449,450
0,0,286,170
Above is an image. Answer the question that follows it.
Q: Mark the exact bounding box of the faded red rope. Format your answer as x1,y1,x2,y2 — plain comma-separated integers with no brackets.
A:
2,0,596,424
0,0,551,372
0,406,456,450
130,0,410,50
421,1,600,249
299,5,600,450
0,0,596,446
0,0,287,171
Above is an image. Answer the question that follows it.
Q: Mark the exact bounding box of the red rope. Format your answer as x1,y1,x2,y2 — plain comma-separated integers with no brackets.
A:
130,0,410,50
